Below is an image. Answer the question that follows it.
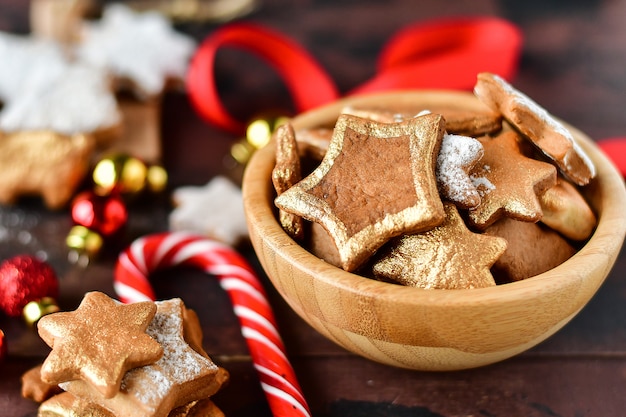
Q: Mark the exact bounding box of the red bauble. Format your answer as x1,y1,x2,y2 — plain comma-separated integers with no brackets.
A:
0,255,59,317
71,191,128,237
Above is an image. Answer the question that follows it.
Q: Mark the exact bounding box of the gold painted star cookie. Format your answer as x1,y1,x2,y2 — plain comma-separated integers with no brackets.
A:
468,131,557,230
372,202,507,289
272,123,305,241
275,113,446,271
474,72,595,185
37,291,163,399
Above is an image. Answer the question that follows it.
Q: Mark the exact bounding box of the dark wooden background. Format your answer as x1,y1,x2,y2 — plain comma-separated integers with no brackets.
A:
1,0,626,416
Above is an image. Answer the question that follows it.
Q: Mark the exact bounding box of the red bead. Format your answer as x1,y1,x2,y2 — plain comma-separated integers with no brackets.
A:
0,255,58,317
71,191,128,237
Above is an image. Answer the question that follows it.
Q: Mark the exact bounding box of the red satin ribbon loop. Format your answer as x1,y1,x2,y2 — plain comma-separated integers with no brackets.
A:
187,17,523,134
353,17,522,94
187,22,340,134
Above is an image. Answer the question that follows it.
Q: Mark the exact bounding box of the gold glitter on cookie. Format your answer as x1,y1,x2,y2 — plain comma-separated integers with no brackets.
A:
373,202,507,289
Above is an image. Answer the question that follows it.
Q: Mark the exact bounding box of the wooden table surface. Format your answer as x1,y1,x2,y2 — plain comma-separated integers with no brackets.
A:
1,1,626,416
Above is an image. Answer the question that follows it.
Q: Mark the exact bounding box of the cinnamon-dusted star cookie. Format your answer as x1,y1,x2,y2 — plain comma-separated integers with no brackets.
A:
272,123,305,241
540,177,597,241
372,202,507,289
474,72,595,185
37,291,163,399
62,298,228,417
169,176,248,246
21,364,63,403
275,113,446,271
436,133,484,209
484,217,577,282
468,131,557,230
76,3,196,99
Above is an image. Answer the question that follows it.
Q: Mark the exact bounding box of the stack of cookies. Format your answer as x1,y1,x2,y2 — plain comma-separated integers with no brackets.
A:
22,291,228,417
272,73,597,289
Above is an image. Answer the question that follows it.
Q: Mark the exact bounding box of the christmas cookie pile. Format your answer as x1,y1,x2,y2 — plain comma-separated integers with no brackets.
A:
22,291,228,417
273,73,597,288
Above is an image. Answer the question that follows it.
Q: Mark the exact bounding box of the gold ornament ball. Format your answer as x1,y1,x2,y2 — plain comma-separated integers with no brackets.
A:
93,154,148,196
66,225,104,257
23,297,60,326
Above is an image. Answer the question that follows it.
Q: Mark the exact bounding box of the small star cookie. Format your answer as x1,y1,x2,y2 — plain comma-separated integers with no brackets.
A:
474,72,595,185
276,113,446,271
76,4,196,99
37,291,163,398
169,176,248,246
468,131,557,230
372,202,507,289
272,123,305,241
21,364,63,403
62,298,228,417
436,133,484,208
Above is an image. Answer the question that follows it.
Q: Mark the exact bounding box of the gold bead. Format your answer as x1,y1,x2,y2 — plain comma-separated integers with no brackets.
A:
146,165,168,193
23,297,60,326
66,225,104,257
93,154,148,196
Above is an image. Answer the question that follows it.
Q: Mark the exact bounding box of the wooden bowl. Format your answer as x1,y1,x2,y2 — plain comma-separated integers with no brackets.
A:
242,91,626,371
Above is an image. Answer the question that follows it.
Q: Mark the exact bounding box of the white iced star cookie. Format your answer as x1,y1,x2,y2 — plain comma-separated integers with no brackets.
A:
169,176,249,246
76,4,197,99
0,63,120,137
0,32,121,139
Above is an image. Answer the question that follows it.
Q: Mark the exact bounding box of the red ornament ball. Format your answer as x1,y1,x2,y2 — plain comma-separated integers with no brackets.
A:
0,255,59,317
71,191,128,237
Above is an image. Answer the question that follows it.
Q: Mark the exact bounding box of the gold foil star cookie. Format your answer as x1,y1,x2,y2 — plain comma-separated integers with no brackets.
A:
474,72,595,185
372,202,507,289
275,113,446,271
272,123,305,241
37,291,163,399
468,131,557,230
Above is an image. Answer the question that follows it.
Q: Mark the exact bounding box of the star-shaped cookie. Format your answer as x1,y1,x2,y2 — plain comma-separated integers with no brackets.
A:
37,291,163,399
275,113,446,271
76,4,196,99
272,123,305,241
468,131,557,230
372,202,507,289
474,72,595,185
169,176,248,246
62,299,227,417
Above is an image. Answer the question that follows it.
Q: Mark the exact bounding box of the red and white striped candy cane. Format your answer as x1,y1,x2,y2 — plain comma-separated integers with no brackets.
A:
114,231,311,417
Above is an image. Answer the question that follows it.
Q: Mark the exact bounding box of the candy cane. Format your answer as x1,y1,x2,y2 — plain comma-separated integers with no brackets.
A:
113,231,311,417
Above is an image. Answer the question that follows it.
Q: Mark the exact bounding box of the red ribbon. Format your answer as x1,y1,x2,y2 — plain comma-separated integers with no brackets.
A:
187,17,523,135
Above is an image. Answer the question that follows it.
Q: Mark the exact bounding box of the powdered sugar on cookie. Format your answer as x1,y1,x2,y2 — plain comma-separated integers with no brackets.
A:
0,63,120,135
436,133,484,208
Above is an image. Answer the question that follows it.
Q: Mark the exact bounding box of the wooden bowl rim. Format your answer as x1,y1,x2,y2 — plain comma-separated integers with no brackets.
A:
243,90,626,308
